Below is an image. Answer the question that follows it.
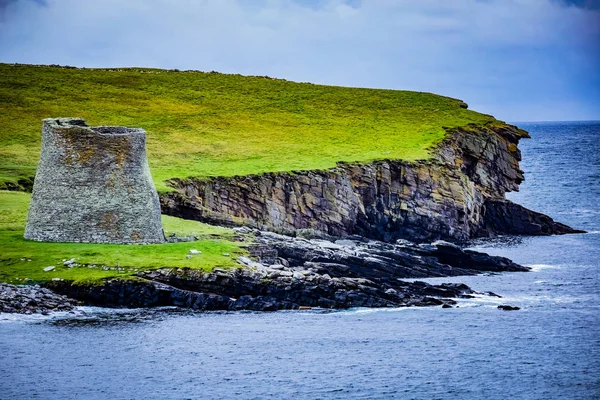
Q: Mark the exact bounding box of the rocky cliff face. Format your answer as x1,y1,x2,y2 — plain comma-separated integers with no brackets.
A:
436,124,529,198
161,123,580,242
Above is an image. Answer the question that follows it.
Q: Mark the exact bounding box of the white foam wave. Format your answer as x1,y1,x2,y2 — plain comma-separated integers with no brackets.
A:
336,307,411,315
527,264,560,271
458,293,507,305
453,302,502,309
0,310,74,323
76,306,161,314
0,305,178,323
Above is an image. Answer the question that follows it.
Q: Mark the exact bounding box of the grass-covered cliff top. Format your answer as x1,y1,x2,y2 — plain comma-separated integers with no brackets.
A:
0,63,498,192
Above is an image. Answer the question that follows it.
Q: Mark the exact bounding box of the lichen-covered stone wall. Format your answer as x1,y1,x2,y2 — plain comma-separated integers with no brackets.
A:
161,123,578,242
25,118,165,243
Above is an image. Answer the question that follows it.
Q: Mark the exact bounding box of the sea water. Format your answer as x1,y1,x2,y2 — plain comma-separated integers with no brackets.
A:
1,121,598,400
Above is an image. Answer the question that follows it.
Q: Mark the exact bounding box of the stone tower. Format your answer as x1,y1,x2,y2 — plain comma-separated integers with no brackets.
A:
24,118,165,243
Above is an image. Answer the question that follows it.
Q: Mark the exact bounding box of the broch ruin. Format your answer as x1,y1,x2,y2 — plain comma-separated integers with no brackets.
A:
24,118,165,244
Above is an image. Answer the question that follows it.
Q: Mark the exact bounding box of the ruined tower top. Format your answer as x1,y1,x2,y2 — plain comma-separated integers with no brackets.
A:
24,118,165,244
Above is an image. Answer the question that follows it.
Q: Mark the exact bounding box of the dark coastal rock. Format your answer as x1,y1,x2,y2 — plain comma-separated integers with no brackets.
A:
0,283,78,314
47,232,527,312
498,305,520,311
161,124,581,243
256,231,527,279
479,200,584,236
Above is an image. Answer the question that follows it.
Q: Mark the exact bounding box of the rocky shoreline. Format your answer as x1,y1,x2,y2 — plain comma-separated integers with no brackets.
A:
0,283,77,314
17,230,523,313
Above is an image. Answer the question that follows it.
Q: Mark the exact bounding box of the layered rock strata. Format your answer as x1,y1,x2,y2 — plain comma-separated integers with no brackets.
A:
25,118,165,244
161,123,580,242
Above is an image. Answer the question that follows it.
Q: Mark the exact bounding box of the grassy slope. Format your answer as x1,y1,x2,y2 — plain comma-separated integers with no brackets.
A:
0,63,496,192
0,191,246,284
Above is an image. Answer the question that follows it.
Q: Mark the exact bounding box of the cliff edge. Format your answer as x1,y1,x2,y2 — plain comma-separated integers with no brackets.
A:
161,122,582,242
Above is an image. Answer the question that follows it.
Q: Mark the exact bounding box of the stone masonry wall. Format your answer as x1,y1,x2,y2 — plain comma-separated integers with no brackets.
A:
25,118,165,243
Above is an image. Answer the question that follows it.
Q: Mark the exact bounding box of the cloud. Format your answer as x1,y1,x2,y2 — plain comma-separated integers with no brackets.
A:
0,0,598,121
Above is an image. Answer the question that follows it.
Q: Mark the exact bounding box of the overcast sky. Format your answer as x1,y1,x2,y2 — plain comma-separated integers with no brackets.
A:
0,0,598,121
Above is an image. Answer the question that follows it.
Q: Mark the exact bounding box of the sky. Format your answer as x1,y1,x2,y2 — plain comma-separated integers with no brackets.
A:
0,0,598,122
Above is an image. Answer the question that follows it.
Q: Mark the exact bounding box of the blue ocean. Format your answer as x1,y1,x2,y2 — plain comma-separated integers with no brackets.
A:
1,121,598,400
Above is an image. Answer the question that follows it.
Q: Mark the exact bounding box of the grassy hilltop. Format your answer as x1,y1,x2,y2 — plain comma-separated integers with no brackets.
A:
0,63,499,284
0,63,496,192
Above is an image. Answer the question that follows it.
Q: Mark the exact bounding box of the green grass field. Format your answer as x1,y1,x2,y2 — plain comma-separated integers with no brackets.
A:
0,191,246,284
0,63,498,192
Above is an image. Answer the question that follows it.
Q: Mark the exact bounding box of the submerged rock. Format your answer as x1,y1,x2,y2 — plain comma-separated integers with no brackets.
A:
498,305,520,311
